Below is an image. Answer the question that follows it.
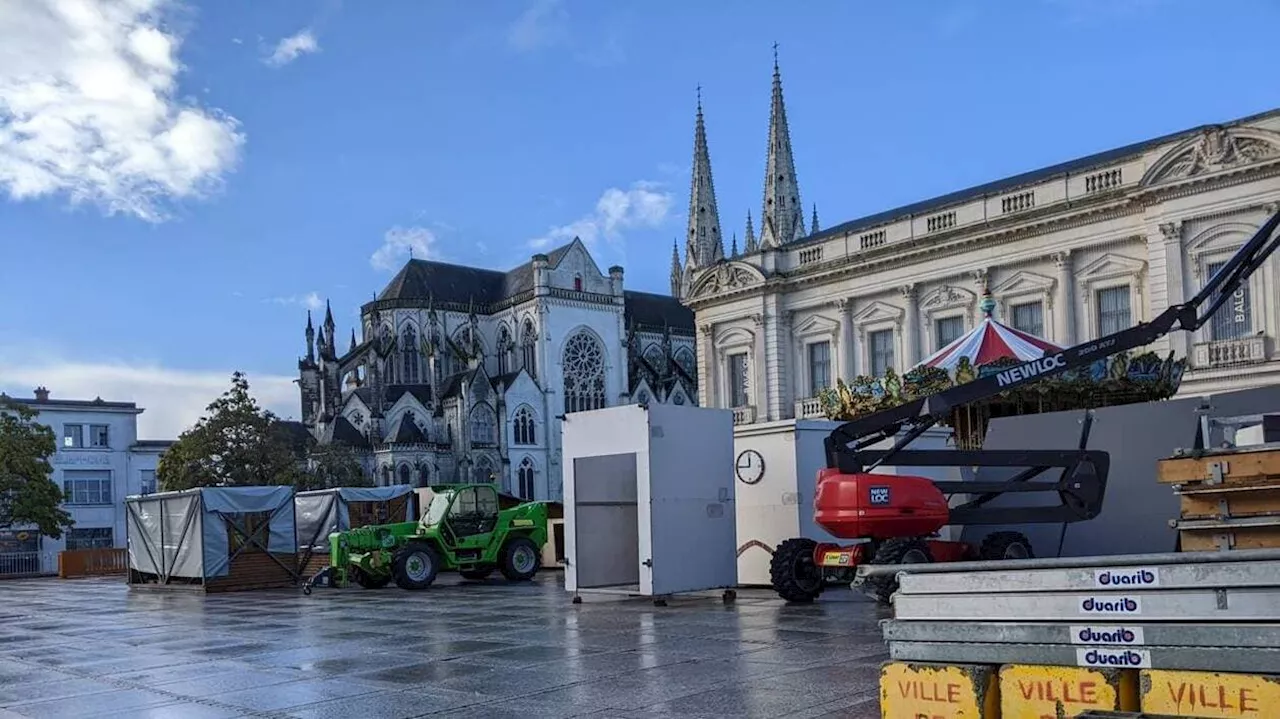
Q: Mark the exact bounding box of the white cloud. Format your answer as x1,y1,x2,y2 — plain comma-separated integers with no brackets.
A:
265,291,323,311
264,28,319,67
0,356,298,440
371,225,439,271
529,180,673,251
0,0,245,222
507,0,569,53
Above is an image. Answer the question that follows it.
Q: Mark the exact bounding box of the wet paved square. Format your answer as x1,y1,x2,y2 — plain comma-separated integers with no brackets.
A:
0,574,889,718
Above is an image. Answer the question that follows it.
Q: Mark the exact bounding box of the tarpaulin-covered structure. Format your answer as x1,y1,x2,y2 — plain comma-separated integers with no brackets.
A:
126,486,299,592
295,485,415,576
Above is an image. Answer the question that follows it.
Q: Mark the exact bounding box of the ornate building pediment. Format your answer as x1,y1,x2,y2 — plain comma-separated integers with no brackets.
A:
1143,126,1280,186
690,261,764,299
852,300,904,326
920,284,977,315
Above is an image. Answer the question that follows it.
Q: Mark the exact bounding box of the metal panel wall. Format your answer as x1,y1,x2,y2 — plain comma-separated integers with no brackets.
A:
571,453,641,589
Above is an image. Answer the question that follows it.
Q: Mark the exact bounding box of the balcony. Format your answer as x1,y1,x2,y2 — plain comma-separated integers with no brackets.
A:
731,405,756,425
795,397,825,419
1193,335,1270,369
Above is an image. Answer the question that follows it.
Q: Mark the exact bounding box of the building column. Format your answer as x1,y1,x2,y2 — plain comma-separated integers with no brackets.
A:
900,284,919,368
697,323,713,407
1054,251,1076,346
1159,221,1189,358
836,298,855,381
752,313,767,420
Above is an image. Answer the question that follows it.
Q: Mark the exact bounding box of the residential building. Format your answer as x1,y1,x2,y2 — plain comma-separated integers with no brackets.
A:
0,387,172,575
676,56,1280,423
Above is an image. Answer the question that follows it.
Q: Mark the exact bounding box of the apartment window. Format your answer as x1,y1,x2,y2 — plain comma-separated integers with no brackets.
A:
90,424,109,448
935,317,965,351
63,424,84,448
1096,286,1131,336
1010,301,1044,337
139,470,157,495
66,527,113,550
869,329,895,377
727,353,749,407
807,341,831,396
63,470,112,505
1205,260,1251,341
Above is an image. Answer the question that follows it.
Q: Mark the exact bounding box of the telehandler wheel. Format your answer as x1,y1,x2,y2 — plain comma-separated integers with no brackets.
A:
391,544,440,590
459,569,493,581
769,537,825,603
979,531,1034,561
498,537,541,581
354,568,391,589
858,538,933,604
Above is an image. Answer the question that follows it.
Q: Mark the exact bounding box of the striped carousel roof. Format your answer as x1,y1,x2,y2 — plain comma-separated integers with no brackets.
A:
918,291,1062,371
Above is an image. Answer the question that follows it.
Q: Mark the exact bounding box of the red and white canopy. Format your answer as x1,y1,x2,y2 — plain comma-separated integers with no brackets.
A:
918,312,1061,371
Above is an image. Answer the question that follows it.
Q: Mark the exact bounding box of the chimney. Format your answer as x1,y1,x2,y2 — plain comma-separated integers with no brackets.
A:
33,386,49,402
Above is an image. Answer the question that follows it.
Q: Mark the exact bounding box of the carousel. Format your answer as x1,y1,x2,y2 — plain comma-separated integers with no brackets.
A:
817,290,1186,448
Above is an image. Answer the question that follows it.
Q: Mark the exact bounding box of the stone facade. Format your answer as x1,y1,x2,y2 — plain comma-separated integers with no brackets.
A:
676,58,1280,424
299,239,696,500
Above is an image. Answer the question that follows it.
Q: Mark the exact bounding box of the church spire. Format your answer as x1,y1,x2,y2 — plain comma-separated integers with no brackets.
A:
685,85,724,270
760,43,804,249
744,211,758,253
304,310,315,363
730,233,739,258
669,239,683,297
811,203,820,234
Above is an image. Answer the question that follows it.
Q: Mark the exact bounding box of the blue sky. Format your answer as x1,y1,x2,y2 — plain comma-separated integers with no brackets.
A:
2,0,1278,437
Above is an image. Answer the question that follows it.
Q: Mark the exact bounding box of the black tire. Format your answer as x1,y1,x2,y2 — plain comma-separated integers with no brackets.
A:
858,538,933,604
979,531,1034,561
459,568,493,581
769,537,825,603
353,568,391,589
391,544,440,590
499,537,541,581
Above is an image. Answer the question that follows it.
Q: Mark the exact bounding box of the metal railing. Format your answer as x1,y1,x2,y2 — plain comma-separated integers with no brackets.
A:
0,552,47,578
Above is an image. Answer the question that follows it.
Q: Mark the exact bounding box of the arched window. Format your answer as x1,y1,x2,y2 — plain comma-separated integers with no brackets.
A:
520,319,537,379
418,464,428,487
674,346,695,377
563,330,606,413
381,465,391,487
643,344,665,370
401,326,419,384
518,457,535,499
573,274,583,291
497,325,512,375
473,456,495,484
398,464,412,485
470,405,496,444
513,406,536,445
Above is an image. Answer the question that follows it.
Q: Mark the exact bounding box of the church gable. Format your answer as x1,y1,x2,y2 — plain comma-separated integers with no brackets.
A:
548,238,610,293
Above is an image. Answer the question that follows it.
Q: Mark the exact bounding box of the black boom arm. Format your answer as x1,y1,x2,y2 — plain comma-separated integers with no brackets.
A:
826,208,1280,471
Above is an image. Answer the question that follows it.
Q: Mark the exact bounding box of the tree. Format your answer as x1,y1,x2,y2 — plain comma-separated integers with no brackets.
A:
300,442,372,491
0,396,74,538
157,372,307,491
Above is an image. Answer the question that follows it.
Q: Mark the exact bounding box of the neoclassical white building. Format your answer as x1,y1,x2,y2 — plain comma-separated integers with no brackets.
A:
675,58,1280,423
299,239,696,500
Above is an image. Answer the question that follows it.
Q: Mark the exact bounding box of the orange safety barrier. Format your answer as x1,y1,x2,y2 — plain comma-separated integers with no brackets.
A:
58,548,128,579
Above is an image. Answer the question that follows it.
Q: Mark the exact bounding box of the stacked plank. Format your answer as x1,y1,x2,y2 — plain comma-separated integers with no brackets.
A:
874,550,1280,717
1159,431,1280,552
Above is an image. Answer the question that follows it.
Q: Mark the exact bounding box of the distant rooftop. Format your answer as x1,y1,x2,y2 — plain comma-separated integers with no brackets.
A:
1,386,141,411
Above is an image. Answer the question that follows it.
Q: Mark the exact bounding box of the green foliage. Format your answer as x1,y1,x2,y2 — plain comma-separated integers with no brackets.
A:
299,442,372,491
157,372,308,491
0,397,74,538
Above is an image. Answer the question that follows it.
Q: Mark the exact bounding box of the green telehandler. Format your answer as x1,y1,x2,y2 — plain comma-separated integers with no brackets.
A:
302,483,549,594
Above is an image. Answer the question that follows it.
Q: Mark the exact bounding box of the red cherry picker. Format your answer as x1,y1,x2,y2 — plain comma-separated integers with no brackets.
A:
769,208,1280,603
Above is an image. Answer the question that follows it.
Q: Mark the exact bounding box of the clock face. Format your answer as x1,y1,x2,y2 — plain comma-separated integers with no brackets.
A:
735,449,765,485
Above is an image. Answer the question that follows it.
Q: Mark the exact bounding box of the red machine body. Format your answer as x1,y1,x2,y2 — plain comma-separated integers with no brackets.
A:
812,467,950,540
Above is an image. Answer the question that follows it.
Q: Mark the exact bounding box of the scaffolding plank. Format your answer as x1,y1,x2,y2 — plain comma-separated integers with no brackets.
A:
891,587,1280,622
888,641,1280,675
894,559,1280,595
881,620,1280,648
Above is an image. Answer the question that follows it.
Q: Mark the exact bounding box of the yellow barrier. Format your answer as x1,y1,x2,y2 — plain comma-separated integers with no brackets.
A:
1140,668,1279,717
880,661,1000,719
998,665,1138,718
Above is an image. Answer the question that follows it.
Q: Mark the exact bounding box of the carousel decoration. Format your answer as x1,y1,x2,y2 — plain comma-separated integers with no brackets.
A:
817,289,1186,448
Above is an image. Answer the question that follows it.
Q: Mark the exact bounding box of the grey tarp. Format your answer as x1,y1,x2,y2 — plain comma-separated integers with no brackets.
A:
294,485,414,550
126,486,297,580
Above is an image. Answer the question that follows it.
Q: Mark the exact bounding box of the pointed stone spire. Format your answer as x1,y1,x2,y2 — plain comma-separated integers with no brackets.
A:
685,85,724,270
323,299,335,333
669,239,683,297
305,311,316,363
760,44,804,249
811,204,820,234
730,233,739,258
349,328,357,353
744,211,758,253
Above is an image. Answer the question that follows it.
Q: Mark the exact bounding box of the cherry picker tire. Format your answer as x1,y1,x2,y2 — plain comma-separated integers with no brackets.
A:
391,544,440,590
858,538,933,604
769,537,825,603
499,537,541,581
979,531,1034,561
353,568,390,589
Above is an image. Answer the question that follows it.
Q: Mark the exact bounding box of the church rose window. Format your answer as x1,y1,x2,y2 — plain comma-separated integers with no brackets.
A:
563,330,606,413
